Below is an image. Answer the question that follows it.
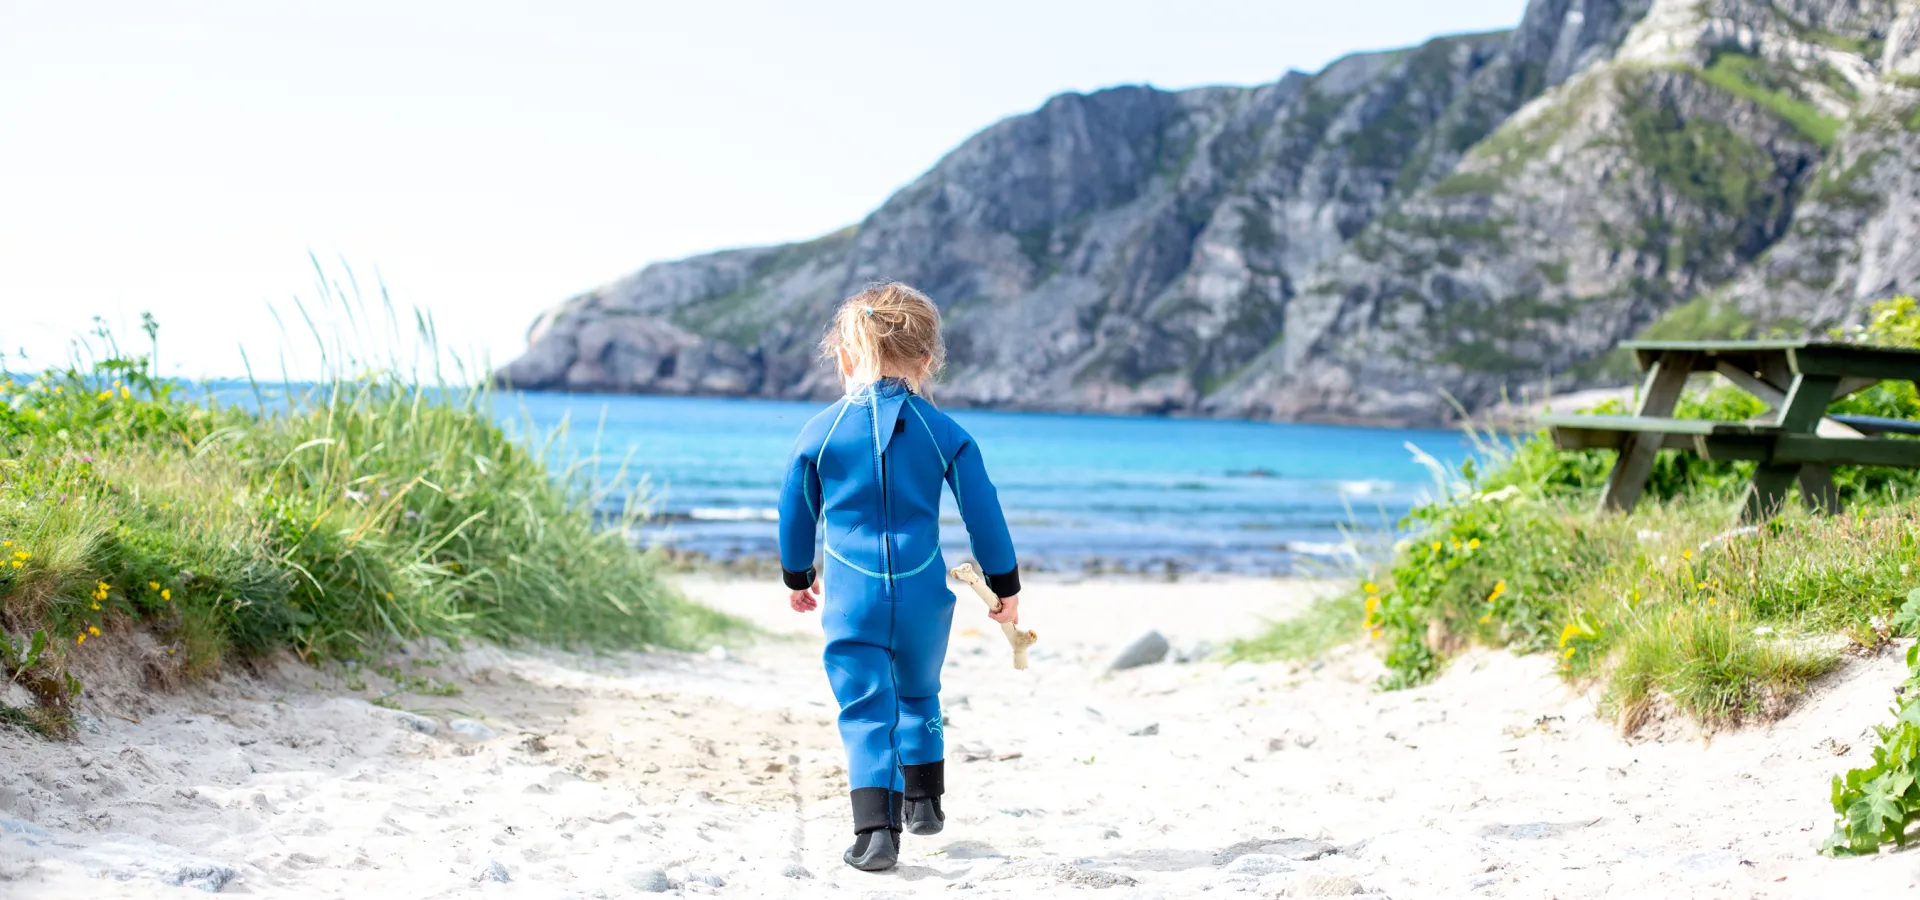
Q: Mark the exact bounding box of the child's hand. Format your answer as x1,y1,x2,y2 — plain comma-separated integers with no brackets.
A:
789,582,821,613
988,593,1020,625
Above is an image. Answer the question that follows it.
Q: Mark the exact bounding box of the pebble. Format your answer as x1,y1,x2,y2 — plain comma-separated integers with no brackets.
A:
1107,631,1170,671
1215,837,1337,865
386,710,438,735
165,862,237,892
706,645,730,662
1129,723,1160,737
626,867,671,892
1287,873,1364,896
1224,853,1294,876
1175,641,1215,663
471,859,511,883
781,862,813,878
448,718,497,741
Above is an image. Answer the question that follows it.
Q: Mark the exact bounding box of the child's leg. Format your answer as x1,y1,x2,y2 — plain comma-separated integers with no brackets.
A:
891,586,955,835
823,637,903,792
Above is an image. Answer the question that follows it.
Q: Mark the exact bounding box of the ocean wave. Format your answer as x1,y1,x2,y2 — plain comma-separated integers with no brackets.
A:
687,507,780,522
1284,540,1359,558
1336,479,1396,496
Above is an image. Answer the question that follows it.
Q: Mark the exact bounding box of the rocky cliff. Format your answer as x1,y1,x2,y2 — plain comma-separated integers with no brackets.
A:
500,0,1920,426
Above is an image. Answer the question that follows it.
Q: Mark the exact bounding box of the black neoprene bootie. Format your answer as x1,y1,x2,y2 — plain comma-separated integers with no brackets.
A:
902,760,946,836
844,788,903,871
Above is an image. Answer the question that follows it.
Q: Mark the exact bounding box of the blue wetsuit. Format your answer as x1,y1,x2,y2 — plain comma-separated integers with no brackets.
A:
778,377,1020,793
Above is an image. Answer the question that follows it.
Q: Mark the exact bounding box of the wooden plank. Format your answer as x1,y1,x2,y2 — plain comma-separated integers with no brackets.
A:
1771,434,1920,467
1715,359,1784,406
1623,340,1810,352
1744,464,1800,523
1537,413,1720,435
1712,360,1864,437
1601,351,1693,514
1695,434,1774,462
1799,464,1842,515
1791,345,1920,382
1549,427,1697,451
1734,373,1839,521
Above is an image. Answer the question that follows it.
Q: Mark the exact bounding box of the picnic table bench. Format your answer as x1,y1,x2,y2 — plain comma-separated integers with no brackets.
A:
1537,340,1920,521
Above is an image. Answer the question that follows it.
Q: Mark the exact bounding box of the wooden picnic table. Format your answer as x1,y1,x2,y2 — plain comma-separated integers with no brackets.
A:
1537,340,1920,521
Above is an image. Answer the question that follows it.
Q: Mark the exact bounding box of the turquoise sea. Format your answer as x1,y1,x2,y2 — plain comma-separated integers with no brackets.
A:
501,392,1472,576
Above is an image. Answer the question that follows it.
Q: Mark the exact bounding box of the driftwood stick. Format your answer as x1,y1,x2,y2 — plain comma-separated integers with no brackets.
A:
949,562,1037,670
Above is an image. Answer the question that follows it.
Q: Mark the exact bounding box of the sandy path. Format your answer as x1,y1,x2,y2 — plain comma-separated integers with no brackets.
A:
1,574,1916,898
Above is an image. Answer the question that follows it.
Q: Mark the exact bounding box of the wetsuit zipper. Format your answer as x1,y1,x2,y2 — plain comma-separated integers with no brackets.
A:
880,446,895,598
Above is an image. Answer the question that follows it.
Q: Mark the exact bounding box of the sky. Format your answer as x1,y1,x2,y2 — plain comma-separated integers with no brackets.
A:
1,0,1528,379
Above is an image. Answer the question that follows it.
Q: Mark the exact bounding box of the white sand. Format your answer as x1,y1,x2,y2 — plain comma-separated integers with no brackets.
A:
1,574,1915,898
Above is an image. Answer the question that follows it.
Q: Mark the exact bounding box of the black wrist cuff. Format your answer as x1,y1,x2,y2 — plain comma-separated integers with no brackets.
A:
984,566,1020,598
782,567,815,590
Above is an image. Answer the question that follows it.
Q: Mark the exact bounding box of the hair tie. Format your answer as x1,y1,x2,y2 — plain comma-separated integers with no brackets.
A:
862,306,875,317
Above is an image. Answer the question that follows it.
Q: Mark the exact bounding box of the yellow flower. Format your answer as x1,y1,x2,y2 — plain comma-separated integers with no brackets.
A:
1451,539,1462,551
161,588,171,601
1478,614,1492,624
96,391,110,401
148,581,159,591
1557,622,1583,649
120,386,131,399
1362,582,1379,594
1562,646,1575,659
1468,538,1481,550
1,540,9,547
384,591,394,600
90,602,100,611
87,626,100,637
1430,541,1442,552
76,634,86,645
12,551,27,560
9,561,19,569
1485,580,1507,604
1682,548,1692,560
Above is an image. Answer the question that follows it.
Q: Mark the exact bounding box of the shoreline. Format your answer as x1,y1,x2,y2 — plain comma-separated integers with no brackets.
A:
653,547,1379,584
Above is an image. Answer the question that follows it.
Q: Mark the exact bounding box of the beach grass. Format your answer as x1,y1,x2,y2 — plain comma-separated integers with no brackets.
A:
1226,592,1365,663
0,294,734,737
1240,298,1920,733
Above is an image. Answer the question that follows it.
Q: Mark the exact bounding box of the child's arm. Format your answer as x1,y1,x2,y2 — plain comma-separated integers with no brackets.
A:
947,438,1019,614
777,442,822,611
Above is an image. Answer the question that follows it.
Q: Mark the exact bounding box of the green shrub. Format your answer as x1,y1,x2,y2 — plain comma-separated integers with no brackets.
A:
1,307,733,733
1826,638,1920,855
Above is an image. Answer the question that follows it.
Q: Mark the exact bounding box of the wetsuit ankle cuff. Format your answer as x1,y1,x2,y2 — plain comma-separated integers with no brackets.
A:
984,566,1020,598
902,760,944,799
782,566,816,590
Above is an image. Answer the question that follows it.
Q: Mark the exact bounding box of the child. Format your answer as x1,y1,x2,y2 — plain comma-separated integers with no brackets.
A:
777,282,1022,872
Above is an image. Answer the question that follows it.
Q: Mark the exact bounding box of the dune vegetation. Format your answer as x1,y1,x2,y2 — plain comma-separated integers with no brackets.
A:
1233,297,1920,854
0,305,732,739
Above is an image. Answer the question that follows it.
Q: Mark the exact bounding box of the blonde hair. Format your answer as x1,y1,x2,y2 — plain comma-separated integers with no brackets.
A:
821,282,945,392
